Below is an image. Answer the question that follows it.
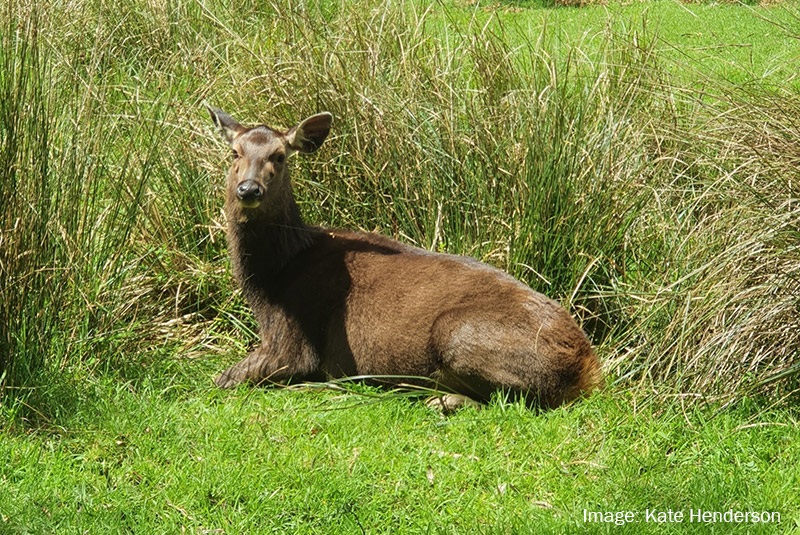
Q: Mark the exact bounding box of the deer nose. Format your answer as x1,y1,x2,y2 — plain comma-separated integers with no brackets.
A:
236,180,264,205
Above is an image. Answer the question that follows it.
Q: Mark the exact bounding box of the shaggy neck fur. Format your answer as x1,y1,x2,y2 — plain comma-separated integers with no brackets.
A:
226,183,316,299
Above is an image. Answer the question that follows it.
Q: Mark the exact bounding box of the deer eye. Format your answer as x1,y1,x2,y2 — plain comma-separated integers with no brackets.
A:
231,148,240,160
274,153,285,164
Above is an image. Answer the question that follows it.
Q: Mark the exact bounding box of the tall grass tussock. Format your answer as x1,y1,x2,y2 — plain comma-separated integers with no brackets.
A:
1,0,798,424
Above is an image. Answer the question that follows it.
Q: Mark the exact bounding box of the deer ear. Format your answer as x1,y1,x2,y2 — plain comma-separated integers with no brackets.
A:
286,112,333,153
207,105,246,144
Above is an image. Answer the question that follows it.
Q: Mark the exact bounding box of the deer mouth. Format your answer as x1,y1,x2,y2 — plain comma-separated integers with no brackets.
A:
238,197,262,208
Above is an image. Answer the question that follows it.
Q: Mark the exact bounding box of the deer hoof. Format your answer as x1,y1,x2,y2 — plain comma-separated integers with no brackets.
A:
214,369,244,389
425,393,480,415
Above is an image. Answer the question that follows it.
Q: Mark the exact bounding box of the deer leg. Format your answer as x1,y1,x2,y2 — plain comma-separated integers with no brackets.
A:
214,341,319,389
215,349,283,388
430,310,531,398
431,306,594,408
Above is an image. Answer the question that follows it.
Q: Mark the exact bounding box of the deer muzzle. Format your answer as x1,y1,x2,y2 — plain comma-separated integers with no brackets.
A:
236,180,264,208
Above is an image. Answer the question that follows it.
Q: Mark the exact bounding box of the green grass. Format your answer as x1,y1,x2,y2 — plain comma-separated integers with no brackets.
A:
2,0,800,531
2,375,798,533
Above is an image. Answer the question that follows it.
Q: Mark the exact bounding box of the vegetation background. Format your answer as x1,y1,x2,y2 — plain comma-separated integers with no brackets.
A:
1,0,799,531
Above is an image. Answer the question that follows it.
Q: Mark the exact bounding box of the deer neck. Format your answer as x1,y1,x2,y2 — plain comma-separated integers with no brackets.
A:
226,186,315,296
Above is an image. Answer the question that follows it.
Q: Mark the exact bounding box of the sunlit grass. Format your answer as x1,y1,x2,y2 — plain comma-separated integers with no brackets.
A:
2,381,798,532
1,0,799,529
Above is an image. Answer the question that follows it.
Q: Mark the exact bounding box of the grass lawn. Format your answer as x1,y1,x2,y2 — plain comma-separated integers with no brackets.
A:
2,0,799,532
434,0,800,89
3,372,799,532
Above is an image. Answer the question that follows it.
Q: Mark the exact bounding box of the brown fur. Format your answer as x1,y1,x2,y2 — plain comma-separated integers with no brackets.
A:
207,106,601,408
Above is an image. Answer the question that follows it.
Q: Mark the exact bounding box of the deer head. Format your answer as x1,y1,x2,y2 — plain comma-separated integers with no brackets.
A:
207,106,333,218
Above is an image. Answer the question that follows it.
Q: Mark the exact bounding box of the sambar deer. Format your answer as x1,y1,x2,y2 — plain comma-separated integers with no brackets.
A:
207,106,601,409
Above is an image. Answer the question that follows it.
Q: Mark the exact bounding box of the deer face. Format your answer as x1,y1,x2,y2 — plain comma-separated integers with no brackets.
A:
228,127,286,209
207,107,333,213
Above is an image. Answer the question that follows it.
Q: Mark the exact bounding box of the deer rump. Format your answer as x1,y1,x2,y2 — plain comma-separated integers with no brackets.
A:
208,106,601,409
